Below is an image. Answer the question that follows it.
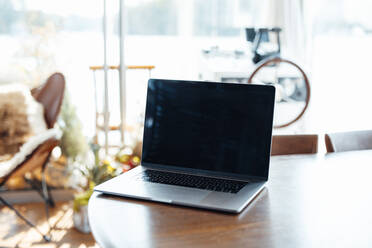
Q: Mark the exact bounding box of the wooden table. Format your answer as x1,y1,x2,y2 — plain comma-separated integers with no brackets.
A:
88,150,372,248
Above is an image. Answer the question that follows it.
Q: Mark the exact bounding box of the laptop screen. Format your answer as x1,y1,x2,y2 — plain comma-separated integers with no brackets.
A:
142,79,275,179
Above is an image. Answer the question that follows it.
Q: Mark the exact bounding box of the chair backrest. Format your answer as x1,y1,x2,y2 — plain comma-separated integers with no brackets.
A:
271,134,318,156
31,73,65,129
325,130,372,153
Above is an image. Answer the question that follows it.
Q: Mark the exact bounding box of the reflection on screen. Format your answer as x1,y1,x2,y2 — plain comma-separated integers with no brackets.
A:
142,79,275,179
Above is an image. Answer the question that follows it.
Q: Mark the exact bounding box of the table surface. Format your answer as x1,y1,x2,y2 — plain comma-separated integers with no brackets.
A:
88,150,372,248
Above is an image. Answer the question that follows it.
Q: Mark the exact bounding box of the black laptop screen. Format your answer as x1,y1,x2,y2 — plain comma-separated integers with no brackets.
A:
142,79,275,179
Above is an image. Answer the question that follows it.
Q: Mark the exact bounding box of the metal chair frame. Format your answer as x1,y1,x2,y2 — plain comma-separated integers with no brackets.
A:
0,150,55,242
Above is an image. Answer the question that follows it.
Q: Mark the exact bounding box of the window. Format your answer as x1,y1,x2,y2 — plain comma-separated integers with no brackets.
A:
193,0,259,36
126,0,177,35
310,0,372,132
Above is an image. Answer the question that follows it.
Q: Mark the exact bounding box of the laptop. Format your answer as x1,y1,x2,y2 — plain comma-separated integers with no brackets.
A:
94,79,275,213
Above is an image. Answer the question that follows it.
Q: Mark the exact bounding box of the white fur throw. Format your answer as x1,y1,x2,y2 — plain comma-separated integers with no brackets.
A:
0,84,47,155
0,83,58,178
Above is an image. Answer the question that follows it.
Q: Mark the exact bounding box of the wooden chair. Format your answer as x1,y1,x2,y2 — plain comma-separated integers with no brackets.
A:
0,73,65,241
271,134,318,156
325,130,372,153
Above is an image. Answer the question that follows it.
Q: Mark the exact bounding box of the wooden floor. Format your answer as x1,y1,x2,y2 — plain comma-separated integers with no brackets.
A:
0,202,98,248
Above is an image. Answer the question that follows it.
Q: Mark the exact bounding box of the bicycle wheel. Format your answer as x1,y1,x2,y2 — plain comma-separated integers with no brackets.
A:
248,57,310,128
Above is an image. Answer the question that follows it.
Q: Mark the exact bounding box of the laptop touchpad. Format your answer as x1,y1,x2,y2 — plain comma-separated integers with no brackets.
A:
142,183,209,202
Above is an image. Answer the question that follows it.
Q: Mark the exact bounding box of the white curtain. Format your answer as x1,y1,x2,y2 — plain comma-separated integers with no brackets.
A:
262,0,307,65
260,0,311,133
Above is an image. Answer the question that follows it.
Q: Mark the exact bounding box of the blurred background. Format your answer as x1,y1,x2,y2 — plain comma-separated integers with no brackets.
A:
1,0,372,136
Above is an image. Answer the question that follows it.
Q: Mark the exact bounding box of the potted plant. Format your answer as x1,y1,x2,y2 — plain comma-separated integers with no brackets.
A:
72,143,118,233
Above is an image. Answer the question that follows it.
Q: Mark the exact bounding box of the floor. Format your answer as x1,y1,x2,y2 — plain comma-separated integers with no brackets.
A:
0,202,98,248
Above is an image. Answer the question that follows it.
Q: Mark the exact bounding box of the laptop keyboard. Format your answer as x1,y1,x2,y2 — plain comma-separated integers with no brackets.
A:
138,170,248,194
